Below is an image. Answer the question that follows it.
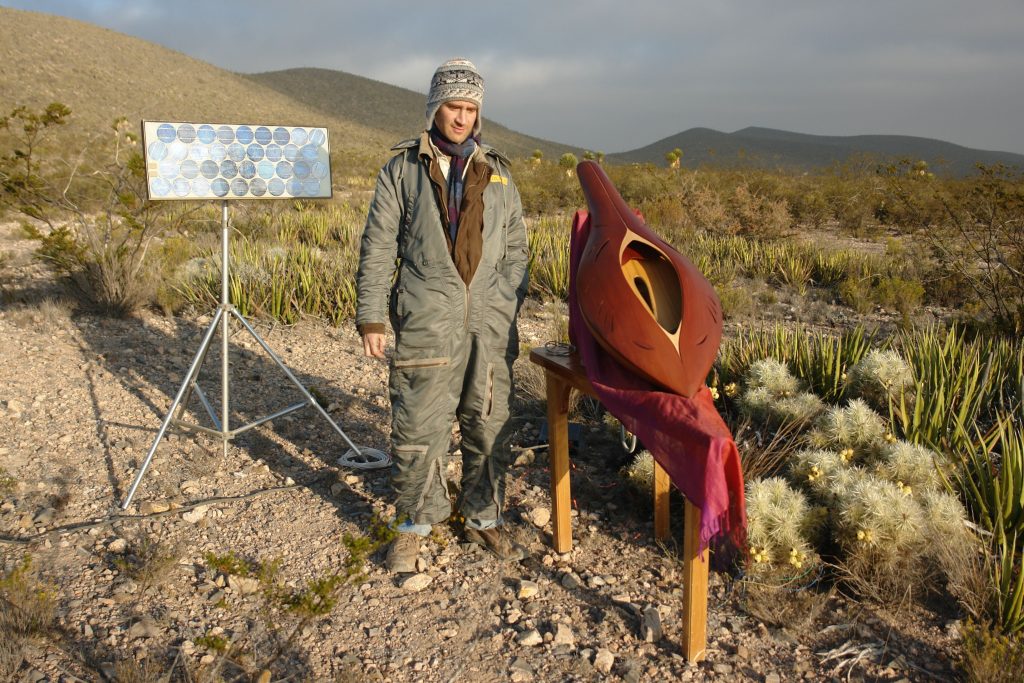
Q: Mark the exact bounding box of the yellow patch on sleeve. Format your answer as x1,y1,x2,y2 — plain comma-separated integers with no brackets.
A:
490,174,508,185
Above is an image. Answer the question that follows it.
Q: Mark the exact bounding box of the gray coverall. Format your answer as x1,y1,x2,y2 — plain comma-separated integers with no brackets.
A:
355,133,529,529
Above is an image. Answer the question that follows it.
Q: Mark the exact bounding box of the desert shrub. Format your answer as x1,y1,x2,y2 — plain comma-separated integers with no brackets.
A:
874,275,925,318
884,163,1024,334
3,106,197,315
113,533,184,594
0,554,56,637
514,159,582,215
731,183,792,239
960,620,1024,683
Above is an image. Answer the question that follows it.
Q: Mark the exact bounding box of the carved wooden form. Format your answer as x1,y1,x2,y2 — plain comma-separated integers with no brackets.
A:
575,160,722,397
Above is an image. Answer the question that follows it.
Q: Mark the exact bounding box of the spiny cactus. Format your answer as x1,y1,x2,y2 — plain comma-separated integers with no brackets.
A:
623,449,655,493
739,359,824,427
834,474,927,567
808,398,888,462
789,448,848,500
745,477,822,581
849,348,915,411
874,440,946,495
746,358,800,397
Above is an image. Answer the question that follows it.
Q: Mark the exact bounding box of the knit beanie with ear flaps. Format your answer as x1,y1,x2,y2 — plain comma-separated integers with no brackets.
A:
425,58,485,136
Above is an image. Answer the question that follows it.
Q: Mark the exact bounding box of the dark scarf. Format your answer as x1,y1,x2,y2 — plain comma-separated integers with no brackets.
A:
429,125,478,243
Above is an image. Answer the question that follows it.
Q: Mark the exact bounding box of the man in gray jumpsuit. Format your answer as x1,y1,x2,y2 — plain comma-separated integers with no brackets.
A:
356,58,529,573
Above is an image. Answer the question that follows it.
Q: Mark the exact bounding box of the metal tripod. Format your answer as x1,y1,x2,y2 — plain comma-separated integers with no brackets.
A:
121,201,387,509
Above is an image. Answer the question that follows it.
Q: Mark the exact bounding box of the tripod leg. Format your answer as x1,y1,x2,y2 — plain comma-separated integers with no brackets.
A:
121,308,225,509
229,309,364,454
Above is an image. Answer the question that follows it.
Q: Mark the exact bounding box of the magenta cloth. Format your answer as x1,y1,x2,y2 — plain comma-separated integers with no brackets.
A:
568,210,747,552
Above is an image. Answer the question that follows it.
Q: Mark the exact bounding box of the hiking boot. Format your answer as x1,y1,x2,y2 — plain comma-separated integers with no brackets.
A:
465,526,528,561
385,533,421,573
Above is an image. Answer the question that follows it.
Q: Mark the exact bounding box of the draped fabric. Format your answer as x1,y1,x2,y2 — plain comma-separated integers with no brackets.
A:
429,126,478,244
568,210,747,553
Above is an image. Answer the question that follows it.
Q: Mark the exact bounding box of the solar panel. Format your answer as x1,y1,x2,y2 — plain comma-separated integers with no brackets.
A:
142,121,332,200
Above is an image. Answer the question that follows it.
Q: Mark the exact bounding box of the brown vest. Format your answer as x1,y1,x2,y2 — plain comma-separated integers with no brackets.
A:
426,155,490,286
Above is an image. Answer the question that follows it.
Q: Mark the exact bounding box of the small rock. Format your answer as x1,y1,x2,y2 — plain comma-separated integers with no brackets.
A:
400,573,433,592
641,606,663,642
228,574,260,596
513,449,535,467
517,579,540,600
182,505,208,524
415,557,428,573
516,629,543,647
33,507,56,525
560,572,581,590
594,648,615,673
107,538,128,554
764,674,781,683
140,500,171,515
529,507,550,528
713,662,734,675
552,623,575,648
283,477,295,486
128,616,161,640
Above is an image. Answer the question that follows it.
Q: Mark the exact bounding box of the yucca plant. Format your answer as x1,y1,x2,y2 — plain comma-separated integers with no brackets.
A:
892,326,992,451
794,326,873,403
773,253,813,295
527,216,571,300
953,416,1024,543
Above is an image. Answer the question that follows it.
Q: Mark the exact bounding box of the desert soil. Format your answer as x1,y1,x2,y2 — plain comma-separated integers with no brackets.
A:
0,221,962,682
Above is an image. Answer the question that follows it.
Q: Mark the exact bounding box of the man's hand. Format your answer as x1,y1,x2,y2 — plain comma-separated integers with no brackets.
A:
362,332,386,359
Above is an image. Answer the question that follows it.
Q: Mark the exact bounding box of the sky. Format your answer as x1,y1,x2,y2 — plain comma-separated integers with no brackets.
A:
6,0,1024,154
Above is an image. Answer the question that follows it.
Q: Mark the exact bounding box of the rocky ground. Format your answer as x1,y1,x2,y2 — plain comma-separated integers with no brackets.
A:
0,223,963,682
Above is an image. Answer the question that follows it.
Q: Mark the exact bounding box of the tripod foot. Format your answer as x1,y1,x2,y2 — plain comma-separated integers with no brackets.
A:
337,447,391,470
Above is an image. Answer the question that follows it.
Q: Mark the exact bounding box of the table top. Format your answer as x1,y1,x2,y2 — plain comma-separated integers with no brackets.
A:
528,345,596,397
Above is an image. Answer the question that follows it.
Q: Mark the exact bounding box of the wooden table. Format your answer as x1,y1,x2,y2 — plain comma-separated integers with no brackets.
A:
529,345,709,662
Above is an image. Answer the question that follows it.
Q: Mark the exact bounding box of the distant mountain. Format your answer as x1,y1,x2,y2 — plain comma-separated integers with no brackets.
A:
609,126,1024,176
245,68,578,160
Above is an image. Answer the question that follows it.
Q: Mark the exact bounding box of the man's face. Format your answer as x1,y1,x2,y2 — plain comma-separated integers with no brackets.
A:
434,100,478,144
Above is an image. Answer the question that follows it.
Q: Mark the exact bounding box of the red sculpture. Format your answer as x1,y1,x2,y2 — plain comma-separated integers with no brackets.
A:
575,160,722,397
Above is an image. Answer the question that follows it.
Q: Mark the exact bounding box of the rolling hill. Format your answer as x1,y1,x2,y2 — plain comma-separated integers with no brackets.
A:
244,68,578,160
609,126,1024,176
0,8,393,164
0,7,573,167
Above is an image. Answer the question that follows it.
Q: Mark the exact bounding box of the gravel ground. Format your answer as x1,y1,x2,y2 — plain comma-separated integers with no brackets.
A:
0,223,962,682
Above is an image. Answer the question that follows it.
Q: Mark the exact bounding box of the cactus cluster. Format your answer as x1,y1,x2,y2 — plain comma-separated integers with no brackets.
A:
744,477,824,583
738,358,825,427
848,348,915,411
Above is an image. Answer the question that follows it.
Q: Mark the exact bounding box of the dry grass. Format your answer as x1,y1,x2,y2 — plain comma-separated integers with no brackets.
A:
3,296,73,329
740,581,833,630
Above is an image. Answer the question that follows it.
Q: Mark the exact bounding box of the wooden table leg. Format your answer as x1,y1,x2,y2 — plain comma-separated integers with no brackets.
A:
545,372,573,553
653,459,670,541
681,497,708,662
